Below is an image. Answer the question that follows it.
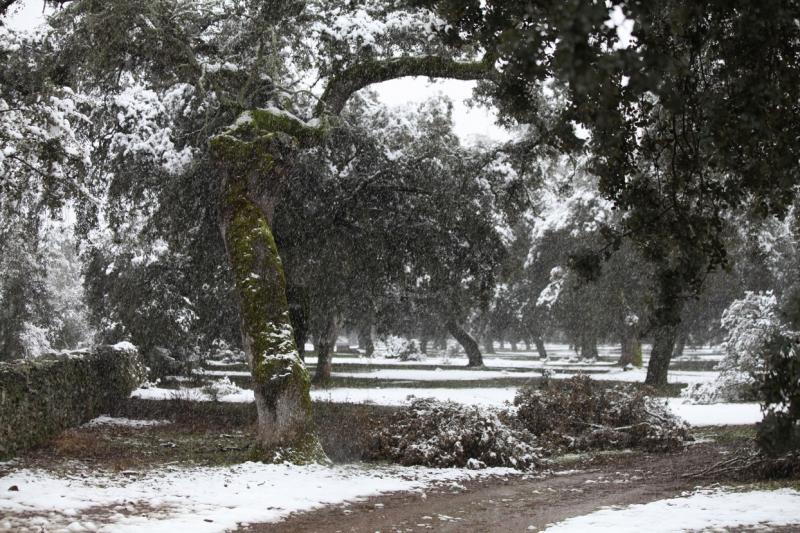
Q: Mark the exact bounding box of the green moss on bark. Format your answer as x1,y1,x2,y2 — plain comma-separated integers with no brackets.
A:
212,107,326,463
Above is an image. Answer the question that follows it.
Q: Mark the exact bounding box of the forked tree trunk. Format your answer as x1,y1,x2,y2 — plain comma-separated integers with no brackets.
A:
445,319,484,367
314,315,337,383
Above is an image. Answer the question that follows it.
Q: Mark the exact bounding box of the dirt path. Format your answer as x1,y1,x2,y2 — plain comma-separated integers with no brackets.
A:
243,442,723,533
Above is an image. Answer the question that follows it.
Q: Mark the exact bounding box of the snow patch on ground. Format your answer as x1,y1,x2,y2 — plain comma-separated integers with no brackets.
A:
666,399,763,426
541,487,800,532
0,463,516,533
83,416,171,428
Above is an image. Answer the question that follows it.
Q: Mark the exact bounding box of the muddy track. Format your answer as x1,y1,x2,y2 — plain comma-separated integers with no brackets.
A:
243,442,726,533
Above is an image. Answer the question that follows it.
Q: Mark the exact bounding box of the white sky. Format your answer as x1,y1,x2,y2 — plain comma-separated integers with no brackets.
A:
4,0,513,145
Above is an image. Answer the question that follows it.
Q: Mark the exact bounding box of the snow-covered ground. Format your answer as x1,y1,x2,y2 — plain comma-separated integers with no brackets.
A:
541,487,800,532
83,416,171,428
0,463,515,533
328,367,719,385
132,385,763,426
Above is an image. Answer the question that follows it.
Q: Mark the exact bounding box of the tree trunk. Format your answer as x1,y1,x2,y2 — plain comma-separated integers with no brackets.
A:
445,319,483,367
645,273,686,386
673,329,687,358
358,324,375,357
484,335,495,354
618,331,642,367
287,286,310,361
646,323,680,385
534,335,548,359
314,315,337,383
419,332,428,355
212,120,324,462
580,330,598,360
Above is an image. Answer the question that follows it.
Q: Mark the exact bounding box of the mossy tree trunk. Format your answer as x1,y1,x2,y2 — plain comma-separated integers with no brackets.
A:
207,56,494,462
211,116,325,462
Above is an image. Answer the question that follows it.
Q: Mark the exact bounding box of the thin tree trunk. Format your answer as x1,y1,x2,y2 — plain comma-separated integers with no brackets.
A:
313,315,337,383
484,335,495,354
419,332,428,355
673,329,687,358
358,324,374,357
645,271,687,386
534,335,548,359
287,286,310,361
445,319,483,367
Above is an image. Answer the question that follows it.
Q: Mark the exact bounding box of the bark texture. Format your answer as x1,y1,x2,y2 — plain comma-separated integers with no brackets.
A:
211,114,324,462
445,319,484,367
313,315,337,383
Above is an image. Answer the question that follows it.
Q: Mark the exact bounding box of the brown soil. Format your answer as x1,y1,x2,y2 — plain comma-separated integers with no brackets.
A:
241,436,769,533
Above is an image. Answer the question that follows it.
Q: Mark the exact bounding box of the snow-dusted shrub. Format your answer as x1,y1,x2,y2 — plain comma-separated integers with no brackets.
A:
374,335,425,361
684,292,782,404
202,377,245,401
514,376,691,452
368,398,539,470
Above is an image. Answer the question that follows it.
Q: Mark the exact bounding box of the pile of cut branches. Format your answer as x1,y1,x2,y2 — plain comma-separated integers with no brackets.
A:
366,398,539,470
514,376,692,453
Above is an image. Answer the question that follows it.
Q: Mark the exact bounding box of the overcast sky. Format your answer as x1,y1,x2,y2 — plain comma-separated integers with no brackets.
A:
4,0,513,145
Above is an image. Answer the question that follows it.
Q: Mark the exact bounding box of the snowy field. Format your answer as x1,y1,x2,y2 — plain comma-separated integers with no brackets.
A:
0,462,515,533
139,344,763,428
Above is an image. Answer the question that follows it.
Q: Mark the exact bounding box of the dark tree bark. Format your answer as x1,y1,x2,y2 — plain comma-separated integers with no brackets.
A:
484,335,495,354
534,336,548,359
645,275,686,386
646,323,680,385
358,324,374,357
313,315,337,383
287,285,310,361
419,332,429,354
579,330,599,360
445,319,484,367
673,329,687,358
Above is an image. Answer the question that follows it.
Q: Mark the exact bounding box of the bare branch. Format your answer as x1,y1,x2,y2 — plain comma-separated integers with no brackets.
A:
316,55,496,117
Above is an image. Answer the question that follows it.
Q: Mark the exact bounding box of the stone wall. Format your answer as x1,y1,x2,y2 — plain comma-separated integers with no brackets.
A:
0,344,146,459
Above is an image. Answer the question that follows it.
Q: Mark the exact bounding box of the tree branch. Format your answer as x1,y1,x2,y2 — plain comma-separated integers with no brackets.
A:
316,55,496,117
